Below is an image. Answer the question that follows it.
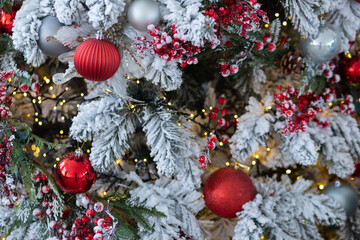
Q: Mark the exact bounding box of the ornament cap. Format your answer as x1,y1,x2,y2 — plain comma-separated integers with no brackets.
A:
334,180,341,187
96,31,104,40
75,148,83,157
51,8,56,17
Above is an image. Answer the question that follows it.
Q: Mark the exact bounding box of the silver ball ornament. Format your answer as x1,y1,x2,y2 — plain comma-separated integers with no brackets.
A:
127,0,161,31
324,181,358,217
37,16,70,57
300,25,341,63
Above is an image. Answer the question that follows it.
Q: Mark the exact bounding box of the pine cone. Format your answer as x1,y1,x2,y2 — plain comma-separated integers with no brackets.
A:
280,51,304,75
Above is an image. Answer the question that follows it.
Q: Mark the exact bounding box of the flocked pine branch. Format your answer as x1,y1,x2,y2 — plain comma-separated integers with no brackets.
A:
280,131,319,166
306,123,355,178
70,95,137,171
230,95,275,162
281,0,339,38
85,0,126,30
143,55,183,91
12,0,52,66
157,0,217,46
54,0,88,25
142,106,202,188
234,175,347,240
128,172,205,240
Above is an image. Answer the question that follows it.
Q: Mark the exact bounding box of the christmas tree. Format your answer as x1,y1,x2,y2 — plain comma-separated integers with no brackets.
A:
1,0,360,239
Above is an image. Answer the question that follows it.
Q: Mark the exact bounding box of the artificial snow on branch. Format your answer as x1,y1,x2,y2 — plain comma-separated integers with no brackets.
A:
306,123,355,178
234,175,346,240
85,0,126,30
12,0,52,66
281,0,338,38
230,95,275,162
128,172,205,240
280,131,319,166
142,107,202,188
157,0,217,46
70,95,137,171
54,0,88,25
143,56,183,91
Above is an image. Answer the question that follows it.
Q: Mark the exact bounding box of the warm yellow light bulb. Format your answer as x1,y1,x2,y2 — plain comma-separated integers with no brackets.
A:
286,169,291,174
319,184,324,190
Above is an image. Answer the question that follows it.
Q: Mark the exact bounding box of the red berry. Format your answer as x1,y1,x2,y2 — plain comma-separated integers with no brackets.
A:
207,141,216,150
209,112,217,120
221,135,229,143
217,118,226,127
210,136,217,143
212,107,219,113
218,97,226,105
221,108,229,116
86,209,95,217
267,43,276,52
199,156,206,163
255,42,264,50
40,174,47,180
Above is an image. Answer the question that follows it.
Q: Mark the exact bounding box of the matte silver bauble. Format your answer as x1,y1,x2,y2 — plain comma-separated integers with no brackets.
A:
37,16,70,57
300,25,341,63
127,0,161,31
324,181,358,217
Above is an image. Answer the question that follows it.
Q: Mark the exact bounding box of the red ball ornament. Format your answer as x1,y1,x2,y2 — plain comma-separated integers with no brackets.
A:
54,151,96,194
340,55,360,84
352,163,360,177
203,167,256,218
0,3,21,35
74,38,120,82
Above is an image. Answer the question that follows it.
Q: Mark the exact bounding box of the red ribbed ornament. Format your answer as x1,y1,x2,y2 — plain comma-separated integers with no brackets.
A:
203,167,255,218
54,152,96,194
74,38,120,82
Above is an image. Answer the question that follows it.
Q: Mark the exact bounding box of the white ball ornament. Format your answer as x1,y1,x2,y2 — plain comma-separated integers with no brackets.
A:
37,16,70,57
300,25,341,63
127,0,161,31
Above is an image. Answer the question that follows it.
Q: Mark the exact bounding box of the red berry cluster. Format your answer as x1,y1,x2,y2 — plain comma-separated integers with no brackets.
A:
319,62,341,84
52,197,116,240
19,74,40,97
339,95,355,115
32,173,56,218
273,86,338,135
0,70,15,119
255,34,288,53
0,143,18,209
204,0,268,37
198,97,232,168
135,24,202,67
219,62,239,77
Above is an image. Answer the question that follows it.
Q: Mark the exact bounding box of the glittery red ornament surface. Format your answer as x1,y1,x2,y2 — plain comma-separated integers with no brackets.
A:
340,55,360,84
55,152,96,194
0,3,21,35
203,167,255,218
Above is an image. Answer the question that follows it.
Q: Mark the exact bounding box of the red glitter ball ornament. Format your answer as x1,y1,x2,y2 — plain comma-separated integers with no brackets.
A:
0,3,21,35
74,38,120,82
340,55,360,84
55,151,96,194
203,167,255,218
